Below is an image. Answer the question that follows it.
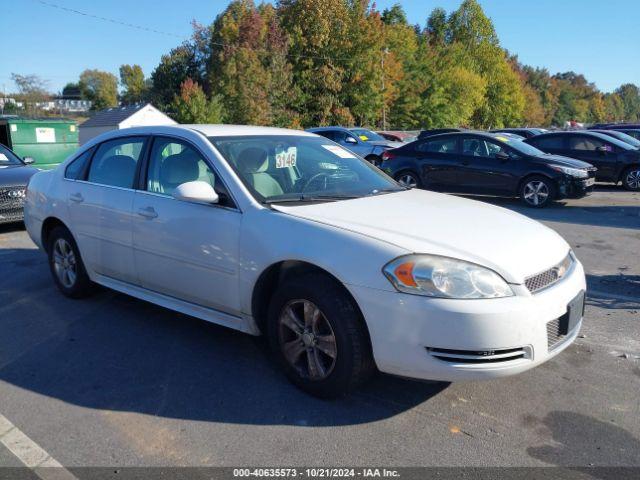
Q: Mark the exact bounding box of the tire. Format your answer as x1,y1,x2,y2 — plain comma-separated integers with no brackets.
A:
267,272,375,398
621,166,640,191
365,155,382,167
47,226,94,298
519,175,556,208
394,170,421,189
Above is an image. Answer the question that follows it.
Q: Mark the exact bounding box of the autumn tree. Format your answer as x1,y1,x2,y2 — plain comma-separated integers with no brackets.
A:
79,69,118,110
119,64,148,104
616,84,640,122
171,78,224,124
11,73,50,115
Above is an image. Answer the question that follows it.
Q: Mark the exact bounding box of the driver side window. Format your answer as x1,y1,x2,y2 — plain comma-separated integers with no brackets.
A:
145,137,232,206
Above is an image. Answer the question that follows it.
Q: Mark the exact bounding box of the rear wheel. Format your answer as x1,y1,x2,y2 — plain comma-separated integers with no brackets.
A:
47,226,94,298
519,176,555,208
365,155,382,167
267,273,374,398
395,170,421,189
621,166,640,191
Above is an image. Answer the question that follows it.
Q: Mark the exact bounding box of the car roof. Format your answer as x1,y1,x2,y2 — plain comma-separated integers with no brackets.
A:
421,130,512,140
306,126,352,133
530,130,634,148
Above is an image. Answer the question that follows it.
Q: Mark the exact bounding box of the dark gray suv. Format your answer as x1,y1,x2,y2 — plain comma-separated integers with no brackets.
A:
0,144,38,224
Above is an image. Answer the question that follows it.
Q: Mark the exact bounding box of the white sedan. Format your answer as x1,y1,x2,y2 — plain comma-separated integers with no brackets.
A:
24,125,585,397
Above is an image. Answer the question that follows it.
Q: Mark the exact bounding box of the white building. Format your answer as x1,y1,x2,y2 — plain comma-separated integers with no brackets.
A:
79,103,176,145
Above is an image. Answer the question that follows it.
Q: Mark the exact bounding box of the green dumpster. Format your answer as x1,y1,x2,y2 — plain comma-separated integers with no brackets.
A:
0,118,79,169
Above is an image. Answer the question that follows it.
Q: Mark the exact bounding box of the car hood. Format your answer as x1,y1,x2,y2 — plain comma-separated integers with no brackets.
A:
535,154,594,169
0,165,39,186
273,189,570,284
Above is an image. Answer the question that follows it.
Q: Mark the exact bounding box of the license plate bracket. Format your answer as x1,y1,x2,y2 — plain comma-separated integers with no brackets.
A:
559,291,585,335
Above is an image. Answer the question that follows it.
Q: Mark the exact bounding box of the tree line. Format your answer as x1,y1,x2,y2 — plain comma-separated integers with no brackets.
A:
8,0,640,129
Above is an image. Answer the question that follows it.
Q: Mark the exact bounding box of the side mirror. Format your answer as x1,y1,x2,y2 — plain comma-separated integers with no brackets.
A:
495,151,510,161
172,181,219,205
345,136,358,144
23,157,35,165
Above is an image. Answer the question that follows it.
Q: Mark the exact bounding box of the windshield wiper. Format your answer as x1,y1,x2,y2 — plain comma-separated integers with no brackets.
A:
263,194,361,204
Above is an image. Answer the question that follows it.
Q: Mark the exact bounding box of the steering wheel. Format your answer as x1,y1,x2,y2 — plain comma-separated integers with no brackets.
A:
301,172,331,193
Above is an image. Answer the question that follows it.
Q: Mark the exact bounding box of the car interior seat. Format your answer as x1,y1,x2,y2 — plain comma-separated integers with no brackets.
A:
159,149,201,195
237,147,284,198
93,155,136,188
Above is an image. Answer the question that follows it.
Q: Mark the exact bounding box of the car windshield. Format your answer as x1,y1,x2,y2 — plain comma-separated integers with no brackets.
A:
492,134,545,156
209,135,403,203
604,131,640,148
0,145,23,165
350,129,386,142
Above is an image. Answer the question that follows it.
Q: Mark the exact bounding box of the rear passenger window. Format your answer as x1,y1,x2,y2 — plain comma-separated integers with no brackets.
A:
568,136,607,151
87,137,146,188
529,136,563,149
64,147,93,180
417,138,457,154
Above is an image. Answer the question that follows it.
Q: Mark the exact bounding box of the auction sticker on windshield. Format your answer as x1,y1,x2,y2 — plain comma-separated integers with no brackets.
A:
322,145,356,158
276,146,297,168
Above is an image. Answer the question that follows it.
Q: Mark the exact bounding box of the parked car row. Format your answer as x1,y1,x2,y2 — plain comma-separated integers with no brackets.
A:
376,126,640,207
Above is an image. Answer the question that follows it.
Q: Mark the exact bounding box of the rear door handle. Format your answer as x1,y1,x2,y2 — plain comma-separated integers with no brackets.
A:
137,206,158,219
69,193,83,203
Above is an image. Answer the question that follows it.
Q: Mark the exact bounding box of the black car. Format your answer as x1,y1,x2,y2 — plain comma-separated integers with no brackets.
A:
0,144,38,224
525,131,640,190
590,129,640,149
490,128,548,139
380,131,596,207
417,128,466,140
606,128,640,140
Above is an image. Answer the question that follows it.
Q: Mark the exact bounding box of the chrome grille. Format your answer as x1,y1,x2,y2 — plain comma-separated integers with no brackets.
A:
546,317,565,350
0,185,27,223
426,346,531,364
525,253,574,294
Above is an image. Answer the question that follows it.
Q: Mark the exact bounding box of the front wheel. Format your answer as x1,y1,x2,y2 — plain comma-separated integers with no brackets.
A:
267,273,374,398
621,166,640,191
519,176,555,208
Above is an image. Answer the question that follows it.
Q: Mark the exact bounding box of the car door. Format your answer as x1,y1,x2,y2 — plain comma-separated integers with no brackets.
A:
565,135,619,181
132,136,242,315
413,136,463,190
458,136,518,194
66,136,148,284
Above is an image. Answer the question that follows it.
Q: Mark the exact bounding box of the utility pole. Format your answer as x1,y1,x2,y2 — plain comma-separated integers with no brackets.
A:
381,48,389,131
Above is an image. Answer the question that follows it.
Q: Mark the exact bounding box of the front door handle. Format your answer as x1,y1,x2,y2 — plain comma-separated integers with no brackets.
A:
69,193,84,203
137,206,158,219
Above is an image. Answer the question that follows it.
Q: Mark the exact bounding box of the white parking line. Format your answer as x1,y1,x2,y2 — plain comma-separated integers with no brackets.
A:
0,413,77,480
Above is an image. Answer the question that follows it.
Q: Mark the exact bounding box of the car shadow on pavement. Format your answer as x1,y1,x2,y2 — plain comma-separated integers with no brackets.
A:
0,248,448,427
526,411,640,473
586,274,640,309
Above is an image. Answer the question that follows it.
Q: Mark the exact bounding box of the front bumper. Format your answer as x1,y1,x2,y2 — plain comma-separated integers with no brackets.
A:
348,260,586,382
558,175,595,199
0,186,27,224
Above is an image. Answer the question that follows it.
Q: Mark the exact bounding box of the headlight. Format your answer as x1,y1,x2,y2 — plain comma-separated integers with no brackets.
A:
549,165,588,179
383,254,514,299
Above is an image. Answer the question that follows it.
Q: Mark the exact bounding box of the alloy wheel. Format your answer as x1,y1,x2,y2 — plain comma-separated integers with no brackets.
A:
52,238,77,288
278,299,338,381
397,173,418,189
625,169,640,189
523,180,549,206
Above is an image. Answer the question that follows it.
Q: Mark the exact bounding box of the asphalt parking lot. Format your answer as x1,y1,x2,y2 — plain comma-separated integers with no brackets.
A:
0,187,638,469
